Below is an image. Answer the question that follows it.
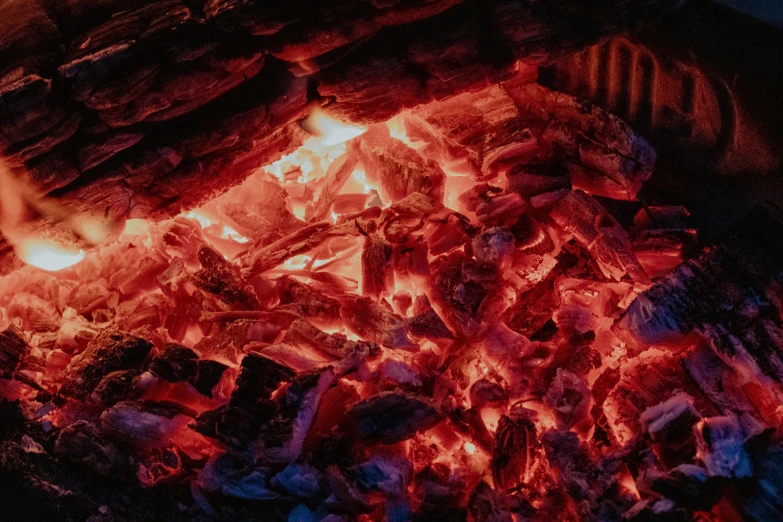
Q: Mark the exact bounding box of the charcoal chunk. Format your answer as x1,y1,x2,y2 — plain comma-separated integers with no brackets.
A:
696,415,752,478
742,443,783,521
468,481,515,522
231,352,296,408
645,464,720,512
277,275,342,325
549,190,646,282
194,400,277,449
0,327,29,378
623,499,689,522
470,379,508,408
91,368,142,406
347,392,442,445
194,245,259,310
492,407,537,490
259,368,336,463
60,330,153,400
149,343,198,382
341,296,414,349
271,462,325,499
198,452,278,500
192,359,229,397
361,234,394,300
352,123,445,203
640,393,700,462
54,420,126,476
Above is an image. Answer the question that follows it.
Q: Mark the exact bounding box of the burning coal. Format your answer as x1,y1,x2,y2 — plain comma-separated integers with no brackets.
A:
0,77,780,522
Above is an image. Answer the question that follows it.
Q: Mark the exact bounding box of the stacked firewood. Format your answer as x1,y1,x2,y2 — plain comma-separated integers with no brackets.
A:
1,76,781,522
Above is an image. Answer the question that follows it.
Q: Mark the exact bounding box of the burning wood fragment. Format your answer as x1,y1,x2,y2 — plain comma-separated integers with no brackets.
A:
405,306,454,342
408,84,540,178
471,227,515,269
624,499,690,522
352,455,413,522
492,406,538,491
544,368,593,435
197,452,278,501
283,318,379,361
231,352,295,408
641,464,720,512
470,379,508,409
361,234,394,300
259,367,336,463
276,275,343,325
352,124,446,203
91,368,142,406
640,393,700,462
347,391,442,445
307,151,360,222
241,220,358,276
340,296,415,349
193,245,259,310
510,83,656,200
429,251,506,338
550,190,647,282
467,481,517,522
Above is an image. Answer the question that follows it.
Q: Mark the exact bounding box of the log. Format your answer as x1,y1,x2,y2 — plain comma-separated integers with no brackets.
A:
0,0,683,271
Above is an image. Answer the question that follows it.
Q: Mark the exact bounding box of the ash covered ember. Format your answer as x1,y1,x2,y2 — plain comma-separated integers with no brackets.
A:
0,77,780,522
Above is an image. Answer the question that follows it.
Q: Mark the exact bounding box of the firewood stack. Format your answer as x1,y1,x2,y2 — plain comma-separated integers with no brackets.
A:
0,0,683,270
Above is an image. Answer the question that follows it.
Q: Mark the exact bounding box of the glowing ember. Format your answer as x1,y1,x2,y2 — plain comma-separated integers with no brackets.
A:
184,211,248,244
303,108,366,147
0,76,741,522
16,241,85,271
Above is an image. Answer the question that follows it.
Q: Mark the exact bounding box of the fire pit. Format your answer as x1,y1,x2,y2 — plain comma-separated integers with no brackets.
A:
0,1,782,521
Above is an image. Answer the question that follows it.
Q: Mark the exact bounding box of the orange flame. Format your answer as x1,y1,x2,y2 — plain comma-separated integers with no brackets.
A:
303,108,366,147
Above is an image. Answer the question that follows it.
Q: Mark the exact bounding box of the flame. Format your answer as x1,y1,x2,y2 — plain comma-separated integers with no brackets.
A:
282,255,312,271
303,109,366,147
16,241,85,271
463,442,476,455
122,218,152,236
184,211,248,244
